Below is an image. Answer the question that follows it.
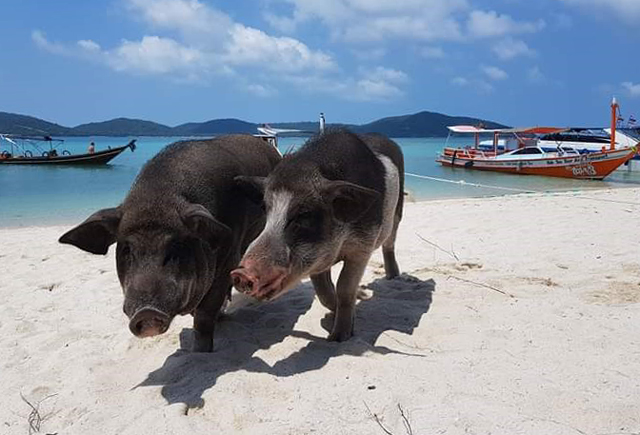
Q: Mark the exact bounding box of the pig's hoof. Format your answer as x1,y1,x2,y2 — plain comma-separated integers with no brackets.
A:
192,332,213,352
327,329,353,342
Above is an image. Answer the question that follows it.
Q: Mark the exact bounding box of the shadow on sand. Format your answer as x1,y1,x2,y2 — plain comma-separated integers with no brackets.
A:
137,273,435,407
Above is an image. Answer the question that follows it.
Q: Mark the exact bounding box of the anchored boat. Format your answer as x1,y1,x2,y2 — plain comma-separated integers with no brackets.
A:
0,135,136,165
437,99,638,180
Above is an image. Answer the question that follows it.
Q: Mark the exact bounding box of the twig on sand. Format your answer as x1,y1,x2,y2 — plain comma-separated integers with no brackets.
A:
364,402,415,435
416,234,459,261
364,402,394,435
398,404,413,435
447,275,515,298
20,392,57,435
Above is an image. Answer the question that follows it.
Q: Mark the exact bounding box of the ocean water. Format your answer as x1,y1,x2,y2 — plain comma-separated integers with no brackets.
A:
1,136,639,228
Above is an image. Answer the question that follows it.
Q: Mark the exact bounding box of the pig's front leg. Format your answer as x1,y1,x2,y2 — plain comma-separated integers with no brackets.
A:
328,256,369,342
310,270,337,311
192,277,229,352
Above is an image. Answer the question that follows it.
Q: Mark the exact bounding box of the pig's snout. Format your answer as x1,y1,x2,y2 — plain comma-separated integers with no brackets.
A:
231,262,289,300
129,308,170,338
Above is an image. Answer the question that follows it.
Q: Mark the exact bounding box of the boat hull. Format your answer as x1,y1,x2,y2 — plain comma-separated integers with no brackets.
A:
437,147,637,180
0,144,132,165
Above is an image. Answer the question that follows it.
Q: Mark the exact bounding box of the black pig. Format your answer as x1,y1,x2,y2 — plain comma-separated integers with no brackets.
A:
60,136,281,352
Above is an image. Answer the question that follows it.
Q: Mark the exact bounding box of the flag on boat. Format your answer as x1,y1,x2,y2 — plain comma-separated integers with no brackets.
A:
617,115,625,127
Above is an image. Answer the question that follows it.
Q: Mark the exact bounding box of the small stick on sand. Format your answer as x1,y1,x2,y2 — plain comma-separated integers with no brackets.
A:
447,275,515,298
20,392,57,435
416,234,459,261
397,404,413,435
364,402,394,435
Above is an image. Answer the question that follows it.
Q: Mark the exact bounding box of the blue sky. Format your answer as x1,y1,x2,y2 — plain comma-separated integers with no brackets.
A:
0,0,638,127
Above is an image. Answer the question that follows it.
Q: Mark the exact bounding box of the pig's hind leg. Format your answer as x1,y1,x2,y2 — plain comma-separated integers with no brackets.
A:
381,215,401,279
310,270,337,311
328,256,369,342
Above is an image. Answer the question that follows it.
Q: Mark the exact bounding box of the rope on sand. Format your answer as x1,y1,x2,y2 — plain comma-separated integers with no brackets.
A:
405,172,640,206
406,172,535,193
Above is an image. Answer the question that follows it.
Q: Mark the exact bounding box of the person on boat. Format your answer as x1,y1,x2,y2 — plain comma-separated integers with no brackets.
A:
88,142,95,154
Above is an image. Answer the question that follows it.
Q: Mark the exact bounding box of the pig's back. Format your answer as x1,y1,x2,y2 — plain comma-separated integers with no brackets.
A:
359,133,404,221
133,136,278,196
277,130,385,194
126,135,280,233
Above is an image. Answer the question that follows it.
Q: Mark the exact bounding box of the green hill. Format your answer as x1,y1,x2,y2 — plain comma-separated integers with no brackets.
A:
0,111,507,137
352,111,507,137
72,118,173,136
0,111,72,136
173,119,257,136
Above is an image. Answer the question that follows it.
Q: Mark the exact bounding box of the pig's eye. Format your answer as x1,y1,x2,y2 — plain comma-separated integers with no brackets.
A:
289,211,319,231
163,242,190,266
119,244,132,259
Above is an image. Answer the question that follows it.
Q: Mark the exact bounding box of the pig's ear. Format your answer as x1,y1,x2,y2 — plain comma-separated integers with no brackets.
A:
235,176,266,204
324,181,381,223
181,204,232,248
59,207,122,255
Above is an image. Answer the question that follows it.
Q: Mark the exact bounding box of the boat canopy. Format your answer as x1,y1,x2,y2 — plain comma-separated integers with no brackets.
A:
447,125,501,133
447,125,566,135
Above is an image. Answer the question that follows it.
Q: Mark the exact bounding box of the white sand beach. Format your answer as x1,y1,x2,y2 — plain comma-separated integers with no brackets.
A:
1,187,639,435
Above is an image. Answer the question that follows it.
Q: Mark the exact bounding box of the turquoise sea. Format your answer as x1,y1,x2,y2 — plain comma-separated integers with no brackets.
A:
1,136,639,227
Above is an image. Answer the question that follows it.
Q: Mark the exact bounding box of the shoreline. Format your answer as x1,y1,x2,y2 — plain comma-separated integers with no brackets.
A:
2,183,639,230
1,186,639,434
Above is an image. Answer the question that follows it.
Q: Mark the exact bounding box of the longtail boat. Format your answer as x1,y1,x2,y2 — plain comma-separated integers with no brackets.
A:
0,135,136,165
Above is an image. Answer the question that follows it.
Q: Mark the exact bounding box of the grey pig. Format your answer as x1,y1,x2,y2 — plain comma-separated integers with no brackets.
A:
59,136,281,352
231,130,404,342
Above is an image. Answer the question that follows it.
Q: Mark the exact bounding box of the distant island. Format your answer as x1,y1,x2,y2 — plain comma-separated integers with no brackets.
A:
0,111,506,138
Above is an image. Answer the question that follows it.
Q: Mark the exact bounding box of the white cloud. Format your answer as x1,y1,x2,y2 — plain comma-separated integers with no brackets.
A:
365,66,409,84
245,84,277,97
451,76,493,93
527,66,545,84
481,65,508,81
552,13,573,28
467,10,545,38
281,65,409,101
352,66,409,101
77,40,101,52
622,81,640,97
33,0,336,84
342,14,465,42
264,0,469,42
352,47,387,61
126,0,233,44
106,36,204,75
32,30,72,56
492,38,534,60
421,46,445,59
558,0,640,23
452,77,469,86
223,24,335,72
264,1,546,49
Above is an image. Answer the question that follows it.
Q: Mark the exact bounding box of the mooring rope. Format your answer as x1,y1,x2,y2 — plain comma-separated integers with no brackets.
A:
405,172,640,206
405,172,535,193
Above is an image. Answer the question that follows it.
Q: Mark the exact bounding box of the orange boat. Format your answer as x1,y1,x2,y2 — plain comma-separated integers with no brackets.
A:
437,99,638,180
